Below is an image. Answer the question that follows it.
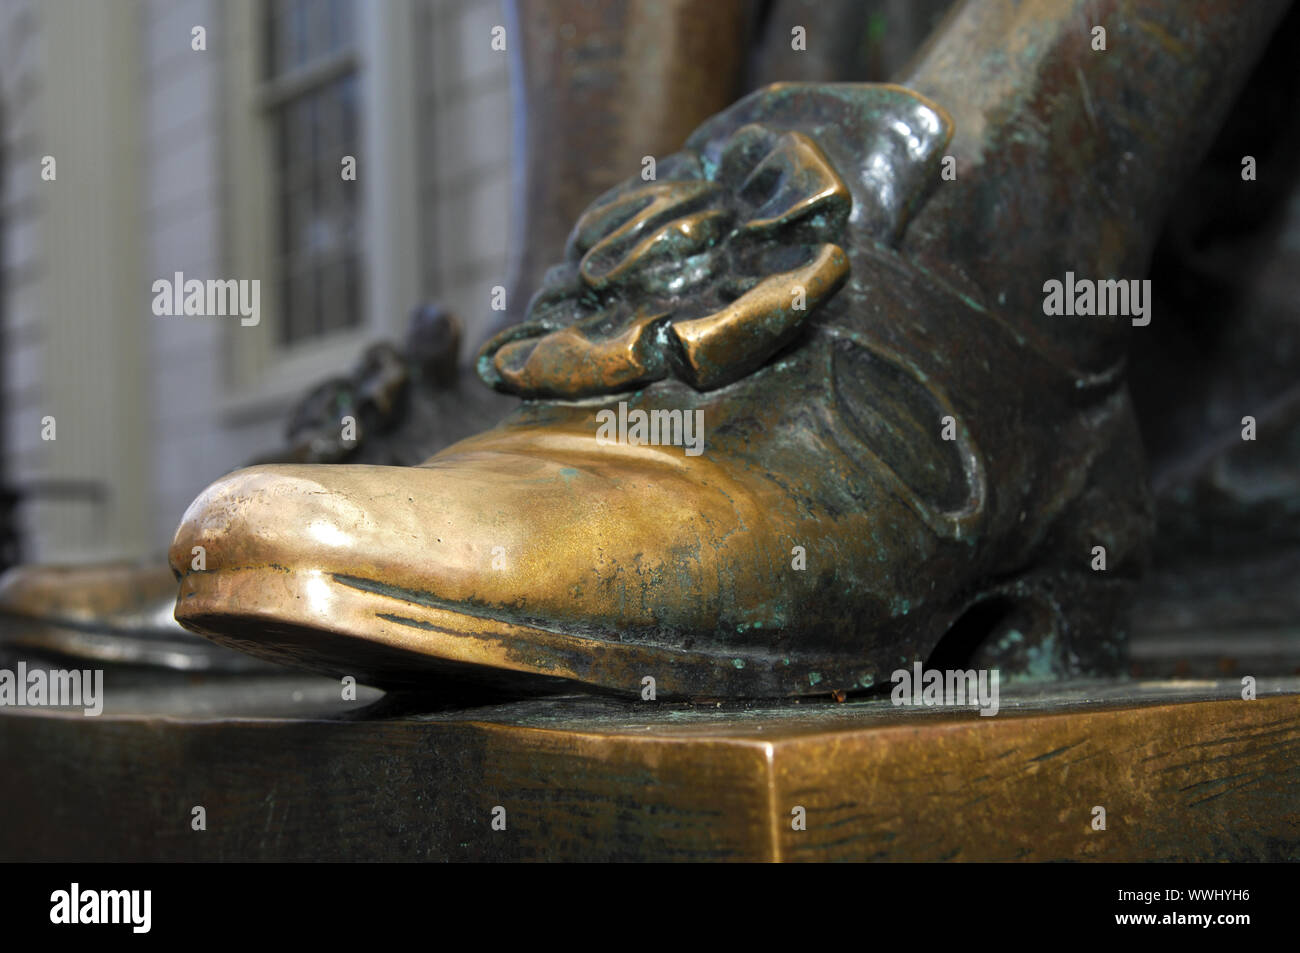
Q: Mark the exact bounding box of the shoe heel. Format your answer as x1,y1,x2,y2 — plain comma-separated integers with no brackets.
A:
933,569,1138,679
931,396,1154,679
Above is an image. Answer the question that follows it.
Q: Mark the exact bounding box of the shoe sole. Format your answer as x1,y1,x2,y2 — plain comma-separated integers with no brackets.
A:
175,565,891,698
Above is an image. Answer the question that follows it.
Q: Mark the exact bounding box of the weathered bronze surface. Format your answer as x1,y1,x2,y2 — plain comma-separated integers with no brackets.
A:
168,0,1293,698
899,0,1291,372
167,84,1132,696
3,674,1297,861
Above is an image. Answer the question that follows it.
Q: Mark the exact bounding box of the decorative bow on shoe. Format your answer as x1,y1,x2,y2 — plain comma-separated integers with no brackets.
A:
479,83,953,398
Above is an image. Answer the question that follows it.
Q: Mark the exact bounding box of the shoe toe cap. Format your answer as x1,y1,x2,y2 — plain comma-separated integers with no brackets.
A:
168,434,777,642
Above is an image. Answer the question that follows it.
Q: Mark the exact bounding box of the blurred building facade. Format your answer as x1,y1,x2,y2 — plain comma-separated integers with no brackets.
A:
0,0,513,564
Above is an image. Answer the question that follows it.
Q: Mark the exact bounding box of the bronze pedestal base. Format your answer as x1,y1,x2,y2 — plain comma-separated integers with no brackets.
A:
2,669,1296,862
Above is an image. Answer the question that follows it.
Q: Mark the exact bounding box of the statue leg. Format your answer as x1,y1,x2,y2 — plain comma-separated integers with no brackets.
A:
899,0,1290,370
746,0,955,85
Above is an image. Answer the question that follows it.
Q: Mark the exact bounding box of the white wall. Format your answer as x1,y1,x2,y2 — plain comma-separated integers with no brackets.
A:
2,0,155,564
1,0,517,559
142,0,266,552
0,0,46,556
419,0,513,349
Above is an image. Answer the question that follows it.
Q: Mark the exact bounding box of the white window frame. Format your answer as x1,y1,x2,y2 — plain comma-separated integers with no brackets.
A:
220,0,419,421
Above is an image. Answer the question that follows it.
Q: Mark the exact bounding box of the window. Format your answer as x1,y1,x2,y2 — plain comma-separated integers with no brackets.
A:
222,0,418,415
261,0,362,347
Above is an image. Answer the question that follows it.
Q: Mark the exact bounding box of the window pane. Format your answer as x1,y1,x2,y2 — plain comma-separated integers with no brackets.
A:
266,0,357,79
272,70,362,346
328,0,355,53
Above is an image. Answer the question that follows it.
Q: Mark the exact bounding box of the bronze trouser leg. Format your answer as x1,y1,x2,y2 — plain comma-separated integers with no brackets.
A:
496,0,751,340
747,0,955,86
899,0,1292,371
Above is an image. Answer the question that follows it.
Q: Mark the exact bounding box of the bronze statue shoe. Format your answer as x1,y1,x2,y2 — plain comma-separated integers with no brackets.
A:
170,84,1153,698
0,560,279,671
